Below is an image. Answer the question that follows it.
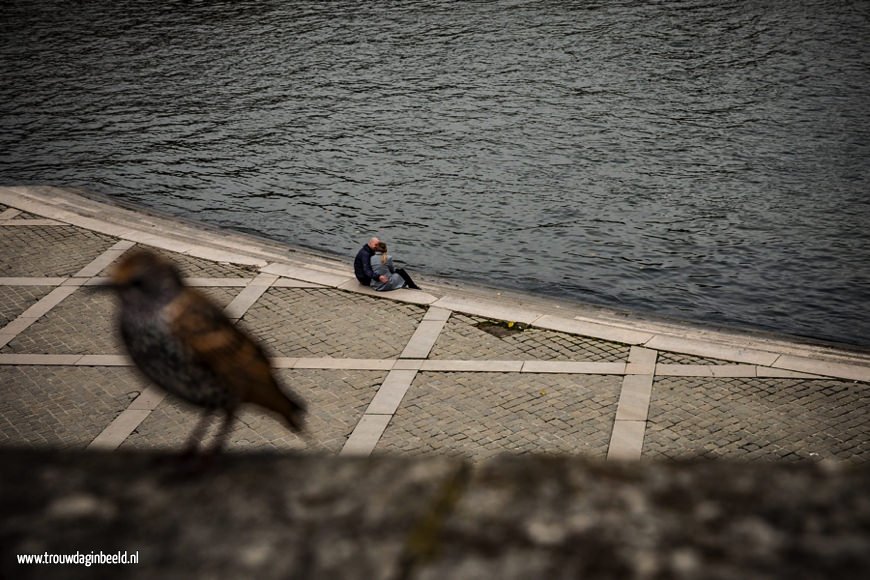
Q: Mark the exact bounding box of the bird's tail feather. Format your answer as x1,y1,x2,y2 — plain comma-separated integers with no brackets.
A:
247,382,306,432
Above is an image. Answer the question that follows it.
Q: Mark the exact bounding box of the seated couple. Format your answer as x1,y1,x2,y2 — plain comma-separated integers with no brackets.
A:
354,237,420,292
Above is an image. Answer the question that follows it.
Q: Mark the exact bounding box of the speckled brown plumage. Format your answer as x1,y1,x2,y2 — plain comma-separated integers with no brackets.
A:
108,249,305,454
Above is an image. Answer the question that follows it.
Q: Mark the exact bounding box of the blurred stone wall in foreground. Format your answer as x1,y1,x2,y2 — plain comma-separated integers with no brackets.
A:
1,448,868,579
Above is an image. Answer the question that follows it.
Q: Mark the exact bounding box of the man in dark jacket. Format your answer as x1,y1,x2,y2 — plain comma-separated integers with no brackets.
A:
354,237,388,286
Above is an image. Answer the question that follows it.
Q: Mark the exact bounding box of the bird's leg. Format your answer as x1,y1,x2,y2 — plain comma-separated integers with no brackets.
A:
181,411,214,458
205,408,237,456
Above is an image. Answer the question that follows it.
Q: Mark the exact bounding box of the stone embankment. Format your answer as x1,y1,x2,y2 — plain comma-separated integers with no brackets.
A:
2,448,869,579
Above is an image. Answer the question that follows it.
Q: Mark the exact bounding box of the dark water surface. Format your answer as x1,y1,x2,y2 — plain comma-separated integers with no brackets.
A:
2,1,869,346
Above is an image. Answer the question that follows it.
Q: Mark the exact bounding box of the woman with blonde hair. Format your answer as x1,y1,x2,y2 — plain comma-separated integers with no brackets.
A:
369,241,407,291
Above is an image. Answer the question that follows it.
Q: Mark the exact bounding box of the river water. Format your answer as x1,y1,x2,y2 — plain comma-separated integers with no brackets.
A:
2,1,869,346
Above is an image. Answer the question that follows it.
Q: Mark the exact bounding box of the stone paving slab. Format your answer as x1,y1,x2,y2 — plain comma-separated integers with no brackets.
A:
121,369,385,454
0,226,118,277
434,295,542,325
240,288,426,359
644,377,870,462
538,314,654,345
377,372,622,460
0,366,147,449
655,350,734,365
430,312,631,362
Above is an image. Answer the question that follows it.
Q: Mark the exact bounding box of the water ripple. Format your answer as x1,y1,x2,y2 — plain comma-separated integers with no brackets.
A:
1,0,868,346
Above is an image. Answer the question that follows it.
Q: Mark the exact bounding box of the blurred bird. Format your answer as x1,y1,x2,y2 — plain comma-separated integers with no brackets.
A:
106,249,306,456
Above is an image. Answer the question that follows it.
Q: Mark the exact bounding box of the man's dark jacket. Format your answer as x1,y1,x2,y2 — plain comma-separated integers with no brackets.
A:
354,244,375,285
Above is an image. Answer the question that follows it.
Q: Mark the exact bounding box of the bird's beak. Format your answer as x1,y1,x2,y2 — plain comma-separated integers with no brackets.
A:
83,278,117,293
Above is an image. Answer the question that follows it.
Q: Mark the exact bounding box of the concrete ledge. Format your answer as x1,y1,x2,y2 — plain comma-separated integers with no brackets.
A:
433,296,542,325
644,335,779,366
537,314,653,345
773,355,870,382
268,278,322,288
337,280,438,305
2,448,867,579
261,263,346,287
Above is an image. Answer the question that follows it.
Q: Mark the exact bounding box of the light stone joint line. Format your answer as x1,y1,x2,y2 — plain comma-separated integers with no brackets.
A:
365,370,418,415
420,360,524,372
340,310,447,456
87,410,151,451
521,361,626,374
87,385,167,451
223,273,278,319
0,277,67,286
339,414,392,457
614,374,654,422
186,278,252,287
20,286,78,319
0,354,84,365
0,286,79,347
293,358,394,371
77,355,130,366
607,346,656,462
627,346,657,374
607,420,646,462
399,318,448,359
74,240,136,277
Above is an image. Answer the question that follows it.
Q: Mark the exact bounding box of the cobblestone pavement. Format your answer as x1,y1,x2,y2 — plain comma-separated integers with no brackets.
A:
1,186,869,464
429,312,631,361
0,225,118,276
377,372,622,460
0,285,53,327
644,377,870,462
0,366,145,449
121,369,386,454
241,288,426,359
